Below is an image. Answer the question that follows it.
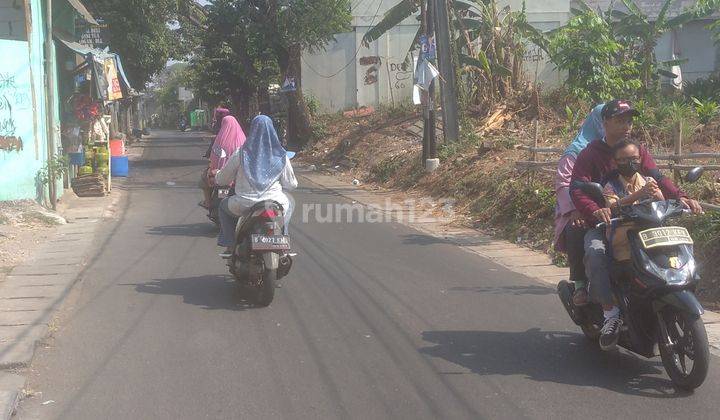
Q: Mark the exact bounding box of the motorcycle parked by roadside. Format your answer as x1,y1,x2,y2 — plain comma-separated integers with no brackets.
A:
558,167,710,391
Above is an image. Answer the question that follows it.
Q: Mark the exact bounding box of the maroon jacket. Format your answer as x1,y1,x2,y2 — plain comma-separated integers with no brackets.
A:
570,139,686,223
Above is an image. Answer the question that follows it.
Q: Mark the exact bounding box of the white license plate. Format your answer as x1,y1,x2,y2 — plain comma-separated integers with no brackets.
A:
251,234,290,251
639,227,693,249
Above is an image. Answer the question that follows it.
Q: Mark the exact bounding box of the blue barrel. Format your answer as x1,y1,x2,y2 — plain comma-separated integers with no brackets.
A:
68,152,85,166
111,156,129,177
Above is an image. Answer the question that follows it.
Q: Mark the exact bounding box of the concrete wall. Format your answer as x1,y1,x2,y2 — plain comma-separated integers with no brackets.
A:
302,0,572,113
656,21,720,82
0,0,53,201
0,0,27,40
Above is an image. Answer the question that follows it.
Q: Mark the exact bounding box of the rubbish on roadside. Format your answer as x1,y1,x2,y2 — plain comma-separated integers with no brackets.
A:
71,174,106,197
308,165,317,171
42,400,55,405
352,179,360,186
343,106,375,119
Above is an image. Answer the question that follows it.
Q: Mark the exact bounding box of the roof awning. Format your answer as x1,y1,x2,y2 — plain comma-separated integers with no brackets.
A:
67,0,99,25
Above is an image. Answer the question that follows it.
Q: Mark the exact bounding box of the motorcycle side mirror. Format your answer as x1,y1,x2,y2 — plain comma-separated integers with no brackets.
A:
580,182,605,203
685,166,705,183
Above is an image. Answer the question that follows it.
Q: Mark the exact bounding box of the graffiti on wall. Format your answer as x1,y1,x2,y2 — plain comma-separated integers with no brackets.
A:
0,73,24,152
360,56,414,90
388,61,413,90
360,56,381,85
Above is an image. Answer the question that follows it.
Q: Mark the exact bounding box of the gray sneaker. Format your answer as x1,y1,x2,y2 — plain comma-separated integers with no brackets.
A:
599,317,622,351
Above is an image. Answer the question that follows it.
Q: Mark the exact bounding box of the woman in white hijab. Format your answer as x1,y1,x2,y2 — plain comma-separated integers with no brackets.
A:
214,115,297,254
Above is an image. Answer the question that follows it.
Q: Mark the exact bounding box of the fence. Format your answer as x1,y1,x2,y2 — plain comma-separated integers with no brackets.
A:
515,120,720,211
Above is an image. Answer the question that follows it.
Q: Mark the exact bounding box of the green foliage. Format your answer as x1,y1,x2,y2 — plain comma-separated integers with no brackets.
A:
85,0,193,88
305,95,321,118
684,74,720,102
370,156,407,183
561,105,583,136
548,11,642,102
612,0,719,90
37,154,69,185
691,97,719,124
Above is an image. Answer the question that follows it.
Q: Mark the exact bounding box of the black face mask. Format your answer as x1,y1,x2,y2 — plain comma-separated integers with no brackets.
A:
617,161,640,177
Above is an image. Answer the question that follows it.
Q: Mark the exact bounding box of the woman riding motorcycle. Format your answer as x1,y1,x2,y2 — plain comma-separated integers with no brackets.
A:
214,115,297,255
199,115,246,209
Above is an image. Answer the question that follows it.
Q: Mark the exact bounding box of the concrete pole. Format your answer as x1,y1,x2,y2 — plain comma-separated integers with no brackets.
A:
434,0,459,143
44,0,57,209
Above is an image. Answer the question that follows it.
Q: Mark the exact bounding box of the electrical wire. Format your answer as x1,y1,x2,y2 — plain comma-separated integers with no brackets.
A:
301,0,386,79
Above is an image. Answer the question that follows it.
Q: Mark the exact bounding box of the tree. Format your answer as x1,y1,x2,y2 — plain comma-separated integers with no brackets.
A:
242,0,352,147
84,0,200,88
548,9,642,102
188,0,279,125
611,0,720,90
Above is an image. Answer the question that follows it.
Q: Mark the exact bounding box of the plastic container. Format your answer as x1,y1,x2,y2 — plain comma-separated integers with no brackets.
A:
110,139,125,156
68,152,85,166
111,156,129,177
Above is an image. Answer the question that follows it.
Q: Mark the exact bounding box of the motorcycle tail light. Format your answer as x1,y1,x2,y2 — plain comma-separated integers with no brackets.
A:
632,277,648,289
258,209,277,219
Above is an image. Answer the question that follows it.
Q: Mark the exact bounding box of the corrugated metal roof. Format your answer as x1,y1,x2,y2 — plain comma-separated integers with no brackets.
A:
578,0,716,20
67,0,99,25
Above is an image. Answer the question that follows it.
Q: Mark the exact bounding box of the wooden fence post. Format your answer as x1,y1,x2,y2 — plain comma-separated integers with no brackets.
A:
673,120,683,183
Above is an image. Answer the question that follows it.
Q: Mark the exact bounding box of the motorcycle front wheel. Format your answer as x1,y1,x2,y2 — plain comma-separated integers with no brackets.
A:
659,309,710,391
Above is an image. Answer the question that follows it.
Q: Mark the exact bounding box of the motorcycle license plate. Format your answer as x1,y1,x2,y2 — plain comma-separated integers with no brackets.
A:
638,227,693,249
250,234,290,251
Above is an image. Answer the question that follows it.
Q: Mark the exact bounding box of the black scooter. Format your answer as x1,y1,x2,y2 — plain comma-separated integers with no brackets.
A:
558,167,710,390
227,201,293,307
207,185,232,226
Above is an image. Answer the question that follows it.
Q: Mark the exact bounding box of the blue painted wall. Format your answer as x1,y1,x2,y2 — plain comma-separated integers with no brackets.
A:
0,0,63,202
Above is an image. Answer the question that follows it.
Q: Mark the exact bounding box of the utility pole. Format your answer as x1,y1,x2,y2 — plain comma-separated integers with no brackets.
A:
434,0,459,143
44,0,57,209
423,0,439,172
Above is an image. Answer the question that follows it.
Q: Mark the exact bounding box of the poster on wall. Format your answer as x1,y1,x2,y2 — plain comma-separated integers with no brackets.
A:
104,58,123,101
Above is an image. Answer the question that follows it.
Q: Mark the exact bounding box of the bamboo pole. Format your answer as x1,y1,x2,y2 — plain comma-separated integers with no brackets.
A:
673,120,683,183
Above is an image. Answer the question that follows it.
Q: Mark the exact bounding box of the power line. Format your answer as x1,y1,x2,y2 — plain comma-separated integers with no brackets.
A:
302,0,385,79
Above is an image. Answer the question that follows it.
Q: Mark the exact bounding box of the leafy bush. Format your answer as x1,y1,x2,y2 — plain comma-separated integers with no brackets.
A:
691,97,719,124
683,74,720,102
548,11,642,102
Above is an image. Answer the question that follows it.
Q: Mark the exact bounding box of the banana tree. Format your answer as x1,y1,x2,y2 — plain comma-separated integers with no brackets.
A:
612,0,719,90
452,0,543,103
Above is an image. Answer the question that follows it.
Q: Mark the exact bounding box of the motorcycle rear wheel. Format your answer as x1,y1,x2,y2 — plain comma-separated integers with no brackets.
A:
659,310,710,391
255,268,276,307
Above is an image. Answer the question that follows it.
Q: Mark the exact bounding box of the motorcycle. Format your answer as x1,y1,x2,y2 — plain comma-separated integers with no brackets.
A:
207,185,232,226
558,167,710,390
226,201,293,307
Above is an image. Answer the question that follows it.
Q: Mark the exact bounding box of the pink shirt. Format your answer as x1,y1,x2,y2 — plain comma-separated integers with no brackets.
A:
553,154,576,252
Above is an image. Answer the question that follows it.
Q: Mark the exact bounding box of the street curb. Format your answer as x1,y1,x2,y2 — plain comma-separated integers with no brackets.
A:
296,168,720,358
0,184,127,418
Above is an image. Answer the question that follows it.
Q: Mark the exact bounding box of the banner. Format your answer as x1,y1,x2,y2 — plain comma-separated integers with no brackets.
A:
104,58,123,101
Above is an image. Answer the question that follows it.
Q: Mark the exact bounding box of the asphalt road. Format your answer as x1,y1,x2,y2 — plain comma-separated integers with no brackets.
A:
17,130,720,419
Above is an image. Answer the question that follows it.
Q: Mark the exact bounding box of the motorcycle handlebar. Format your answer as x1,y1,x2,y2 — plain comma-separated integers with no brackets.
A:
595,209,695,229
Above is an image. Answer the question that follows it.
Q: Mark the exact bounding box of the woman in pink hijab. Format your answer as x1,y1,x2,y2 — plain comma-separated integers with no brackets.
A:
200,115,246,208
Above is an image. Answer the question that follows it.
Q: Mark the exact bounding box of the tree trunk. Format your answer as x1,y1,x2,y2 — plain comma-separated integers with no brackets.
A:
231,90,252,130
281,44,313,149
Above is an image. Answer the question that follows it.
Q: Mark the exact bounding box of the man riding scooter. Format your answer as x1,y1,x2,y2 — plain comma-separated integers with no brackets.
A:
569,99,704,351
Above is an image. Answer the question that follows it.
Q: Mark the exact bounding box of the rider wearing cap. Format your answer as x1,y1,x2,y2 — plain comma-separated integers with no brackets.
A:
569,99,703,351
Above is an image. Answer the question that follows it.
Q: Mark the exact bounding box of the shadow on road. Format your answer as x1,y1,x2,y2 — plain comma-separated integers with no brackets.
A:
127,275,255,311
448,285,556,296
420,328,693,399
147,222,218,238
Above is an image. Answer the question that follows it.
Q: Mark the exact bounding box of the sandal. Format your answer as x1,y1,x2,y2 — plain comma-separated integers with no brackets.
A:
198,201,209,209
